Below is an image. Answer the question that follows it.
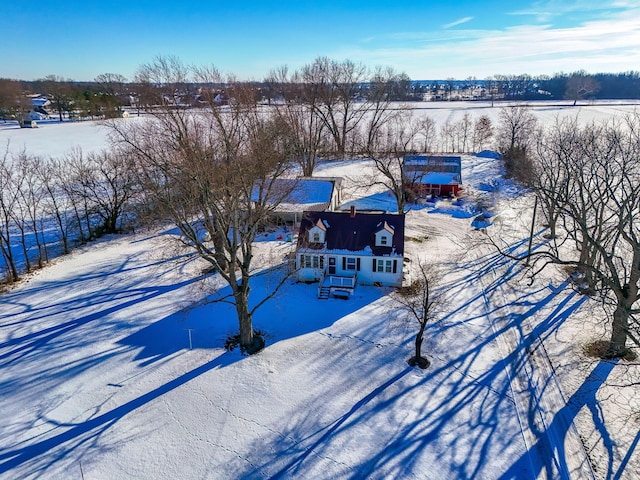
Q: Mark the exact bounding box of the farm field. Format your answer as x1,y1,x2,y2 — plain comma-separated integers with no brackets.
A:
1,101,639,479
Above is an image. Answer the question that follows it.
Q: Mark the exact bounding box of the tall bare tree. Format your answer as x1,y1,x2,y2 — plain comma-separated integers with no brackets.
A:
65,149,138,235
362,66,407,151
109,58,296,352
394,261,442,369
95,73,129,115
0,79,31,126
529,117,577,240
565,71,600,106
9,152,48,271
519,114,640,357
497,105,538,181
418,115,438,152
266,66,328,176
304,57,369,157
472,115,493,152
454,112,473,152
0,147,20,282
38,75,75,122
365,111,419,213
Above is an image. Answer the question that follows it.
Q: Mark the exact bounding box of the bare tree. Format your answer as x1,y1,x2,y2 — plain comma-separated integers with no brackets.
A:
94,73,129,115
9,152,49,272
68,149,138,234
267,66,328,176
38,75,75,122
454,112,473,152
0,79,31,126
365,111,419,213
484,76,502,106
304,57,369,157
565,71,600,106
418,115,438,152
109,58,297,352
39,157,73,254
0,147,20,281
393,261,442,369
472,115,493,152
529,117,577,240
440,119,455,152
362,66,407,151
516,113,640,357
497,105,538,181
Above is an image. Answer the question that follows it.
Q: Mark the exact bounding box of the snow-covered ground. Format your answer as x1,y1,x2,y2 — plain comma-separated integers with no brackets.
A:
1,102,639,479
2,100,640,160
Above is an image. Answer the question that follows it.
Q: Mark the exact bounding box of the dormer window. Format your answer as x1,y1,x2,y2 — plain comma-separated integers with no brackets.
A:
308,218,327,244
374,221,394,247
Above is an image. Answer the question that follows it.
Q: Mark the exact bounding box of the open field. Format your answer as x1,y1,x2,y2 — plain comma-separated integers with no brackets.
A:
1,102,639,479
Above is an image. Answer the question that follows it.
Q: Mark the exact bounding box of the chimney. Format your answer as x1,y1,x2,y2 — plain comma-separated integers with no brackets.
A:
350,205,356,218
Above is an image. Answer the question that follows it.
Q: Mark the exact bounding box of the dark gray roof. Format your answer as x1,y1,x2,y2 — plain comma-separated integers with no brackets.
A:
297,210,405,256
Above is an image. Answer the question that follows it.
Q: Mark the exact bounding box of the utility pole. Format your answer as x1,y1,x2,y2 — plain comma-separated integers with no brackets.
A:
525,196,538,266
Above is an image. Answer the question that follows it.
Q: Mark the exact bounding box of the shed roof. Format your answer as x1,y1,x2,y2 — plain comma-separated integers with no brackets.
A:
252,177,339,212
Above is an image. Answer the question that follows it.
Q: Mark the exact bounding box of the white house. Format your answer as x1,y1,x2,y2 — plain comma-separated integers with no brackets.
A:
296,207,405,298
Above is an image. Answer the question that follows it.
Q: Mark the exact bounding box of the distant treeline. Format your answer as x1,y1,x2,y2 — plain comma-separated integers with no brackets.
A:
2,67,640,125
411,71,640,101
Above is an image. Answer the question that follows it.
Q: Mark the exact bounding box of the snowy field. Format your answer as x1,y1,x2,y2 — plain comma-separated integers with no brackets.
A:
1,101,639,479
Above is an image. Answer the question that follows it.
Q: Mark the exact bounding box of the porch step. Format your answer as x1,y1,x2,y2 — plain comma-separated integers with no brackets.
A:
318,286,330,299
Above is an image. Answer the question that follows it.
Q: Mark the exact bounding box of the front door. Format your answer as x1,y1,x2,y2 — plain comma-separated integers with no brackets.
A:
328,257,336,275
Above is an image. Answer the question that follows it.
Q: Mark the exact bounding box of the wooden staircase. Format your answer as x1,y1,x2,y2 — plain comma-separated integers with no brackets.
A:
318,286,330,299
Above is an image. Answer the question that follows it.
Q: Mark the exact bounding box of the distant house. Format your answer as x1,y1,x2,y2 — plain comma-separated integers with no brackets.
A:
254,177,342,225
403,155,462,197
296,207,405,298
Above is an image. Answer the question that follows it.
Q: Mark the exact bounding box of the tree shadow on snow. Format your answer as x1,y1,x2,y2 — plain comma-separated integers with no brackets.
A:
116,267,385,366
0,252,384,478
222,232,612,479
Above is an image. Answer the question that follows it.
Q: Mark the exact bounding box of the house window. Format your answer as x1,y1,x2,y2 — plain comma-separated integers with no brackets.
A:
302,254,324,269
375,259,395,273
380,236,388,245
312,232,320,243
346,257,357,271
375,259,393,272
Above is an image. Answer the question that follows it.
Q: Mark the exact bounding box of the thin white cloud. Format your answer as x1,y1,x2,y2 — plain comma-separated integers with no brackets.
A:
442,17,473,29
510,0,640,18
332,8,640,78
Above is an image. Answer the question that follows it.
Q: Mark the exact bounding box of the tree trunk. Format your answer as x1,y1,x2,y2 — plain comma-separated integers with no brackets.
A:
608,296,630,357
19,229,31,273
409,320,430,368
213,230,228,273
396,192,406,215
414,327,424,361
0,242,19,283
234,286,254,350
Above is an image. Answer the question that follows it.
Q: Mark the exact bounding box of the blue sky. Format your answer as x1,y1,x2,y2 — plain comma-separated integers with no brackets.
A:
2,1,640,81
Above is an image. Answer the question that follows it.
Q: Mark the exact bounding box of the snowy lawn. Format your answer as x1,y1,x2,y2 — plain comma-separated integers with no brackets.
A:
1,216,539,479
1,102,640,479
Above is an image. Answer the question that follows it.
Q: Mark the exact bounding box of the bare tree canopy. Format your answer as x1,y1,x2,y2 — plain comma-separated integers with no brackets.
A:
394,260,443,368
109,57,297,352
521,112,640,357
497,105,538,181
